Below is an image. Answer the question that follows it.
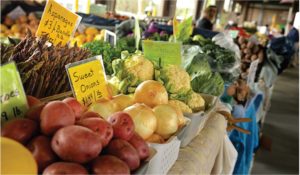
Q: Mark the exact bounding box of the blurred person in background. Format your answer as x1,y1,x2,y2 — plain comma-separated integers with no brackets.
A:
196,5,217,31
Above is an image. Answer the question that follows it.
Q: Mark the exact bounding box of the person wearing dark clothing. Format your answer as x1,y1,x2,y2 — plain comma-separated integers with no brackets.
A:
196,6,217,31
196,17,213,30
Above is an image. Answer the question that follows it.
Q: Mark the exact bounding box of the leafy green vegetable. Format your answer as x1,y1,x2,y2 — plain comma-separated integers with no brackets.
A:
83,37,139,75
183,53,224,96
171,16,193,43
184,53,212,79
83,40,119,75
191,72,224,96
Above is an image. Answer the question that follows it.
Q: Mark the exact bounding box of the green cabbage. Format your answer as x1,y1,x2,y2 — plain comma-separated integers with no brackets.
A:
184,53,224,96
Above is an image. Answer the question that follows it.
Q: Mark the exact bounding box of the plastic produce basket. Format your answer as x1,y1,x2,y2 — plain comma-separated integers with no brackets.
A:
146,136,180,175
179,94,217,147
146,120,190,175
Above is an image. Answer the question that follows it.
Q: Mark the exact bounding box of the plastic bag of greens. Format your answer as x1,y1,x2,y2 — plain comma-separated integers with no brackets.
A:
212,32,241,60
181,45,202,66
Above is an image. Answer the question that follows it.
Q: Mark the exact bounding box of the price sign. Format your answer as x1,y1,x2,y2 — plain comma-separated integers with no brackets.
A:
104,30,116,47
66,56,111,107
247,59,260,85
1,62,29,124
142,40,182,66
36,0,81,46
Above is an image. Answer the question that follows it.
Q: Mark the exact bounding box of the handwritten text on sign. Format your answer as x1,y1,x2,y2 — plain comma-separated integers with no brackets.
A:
1,62,29,124
66,56,110,107
142,40,182,66
36,0,81,46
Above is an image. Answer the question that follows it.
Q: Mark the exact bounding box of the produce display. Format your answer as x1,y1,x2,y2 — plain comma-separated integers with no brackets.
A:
82,37,137,75
0,32,90,98
192,35,237,71
237,36,265,80
108,51,207,113
1,13,39,38
183,52,224,96
1,96,151,174
224,79,250,105
70,27,104,47
89,80,187,142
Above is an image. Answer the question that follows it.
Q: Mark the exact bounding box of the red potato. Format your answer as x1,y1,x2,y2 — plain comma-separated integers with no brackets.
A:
108,112,134,141
27,135,57,173
91,155,130,175
128,132,150,160
107,139,140,171
27,95,42,107
43,162,88,175
40,101,75,135
51,125,102,163
62,97,85,120
81,111,103,120
1,119,38,144
76,118,113,147
25,103,46,121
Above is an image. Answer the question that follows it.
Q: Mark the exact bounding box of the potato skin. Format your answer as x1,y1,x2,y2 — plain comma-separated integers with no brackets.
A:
128,132,150,160
40,101,75,135
62,97,85,120
27,135,57,173
108,112,135,141
25,103,45,121
51,125,102,164
43,162,88,175
1,119,38,144
92,155,130,175
27,95,42,107
76,118,113,147
80,111,103,120
107,139,140,171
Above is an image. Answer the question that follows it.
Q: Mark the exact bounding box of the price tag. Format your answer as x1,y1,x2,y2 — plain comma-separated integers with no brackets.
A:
36,0,82,46
66,56,111,107
1,62,29,124
142,40,182,66
104,30,116,47
247,59,260,85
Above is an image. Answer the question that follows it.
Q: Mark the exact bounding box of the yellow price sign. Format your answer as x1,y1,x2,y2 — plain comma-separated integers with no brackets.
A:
36,0,81,46
66,56,111,107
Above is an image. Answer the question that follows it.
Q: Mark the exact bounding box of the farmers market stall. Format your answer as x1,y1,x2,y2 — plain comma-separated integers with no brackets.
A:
1,1,288,175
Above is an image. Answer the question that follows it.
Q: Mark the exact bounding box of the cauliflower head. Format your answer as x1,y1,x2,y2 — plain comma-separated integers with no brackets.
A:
124,54,154,84
169,100,193,113
112,51,154,94
158,65,191,94
187,91,205,112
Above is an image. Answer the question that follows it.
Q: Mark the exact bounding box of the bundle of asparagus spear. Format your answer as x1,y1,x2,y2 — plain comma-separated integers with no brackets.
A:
1,31,91,98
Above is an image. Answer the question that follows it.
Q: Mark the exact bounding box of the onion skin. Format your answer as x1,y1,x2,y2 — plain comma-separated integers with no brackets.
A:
124,104,157,140
134,80,168,108
153,104,179,137
111,94,134,111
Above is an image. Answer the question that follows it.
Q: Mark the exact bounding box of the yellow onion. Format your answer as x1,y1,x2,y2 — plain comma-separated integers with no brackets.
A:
111,94,134,110
153,104,179,137
88,98,120,120
146,133,165,144
134,80,168,108
168,102,186,128
124,103,157,140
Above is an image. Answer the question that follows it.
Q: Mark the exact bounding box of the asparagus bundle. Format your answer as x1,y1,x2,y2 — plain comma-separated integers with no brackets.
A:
1,31,91,98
